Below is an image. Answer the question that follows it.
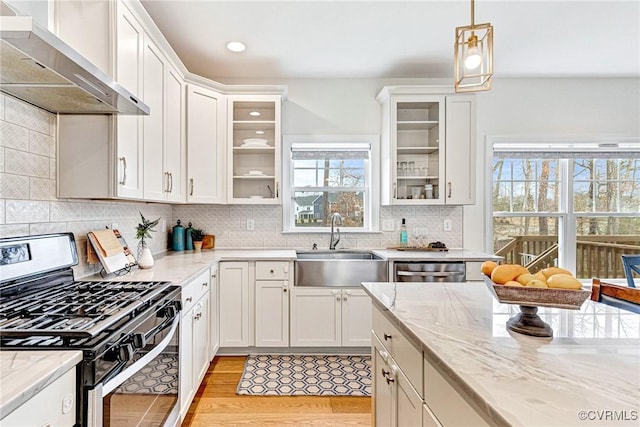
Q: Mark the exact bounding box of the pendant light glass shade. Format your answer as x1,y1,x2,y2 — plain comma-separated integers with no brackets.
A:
454,0,493,92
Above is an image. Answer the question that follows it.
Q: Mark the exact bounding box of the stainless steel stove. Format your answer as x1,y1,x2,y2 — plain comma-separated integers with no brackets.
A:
0,233,182,427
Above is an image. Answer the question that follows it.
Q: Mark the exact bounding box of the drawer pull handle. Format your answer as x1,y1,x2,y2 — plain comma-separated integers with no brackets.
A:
385,376,395,384
381,368,389,377
202,282,208,287
186,297,193,303
270,269,274,273
383,333,392,341
283,288,288,293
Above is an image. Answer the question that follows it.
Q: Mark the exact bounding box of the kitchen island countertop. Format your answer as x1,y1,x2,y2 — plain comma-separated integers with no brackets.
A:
362,281,640,426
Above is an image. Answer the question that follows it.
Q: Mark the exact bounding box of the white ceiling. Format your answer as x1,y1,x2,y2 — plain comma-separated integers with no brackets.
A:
140,0,640,81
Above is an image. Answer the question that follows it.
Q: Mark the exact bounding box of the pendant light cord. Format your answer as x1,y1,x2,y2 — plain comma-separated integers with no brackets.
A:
471,0,475,27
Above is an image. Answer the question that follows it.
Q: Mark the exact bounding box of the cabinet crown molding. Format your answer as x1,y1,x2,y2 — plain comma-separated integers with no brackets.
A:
376,85,463,103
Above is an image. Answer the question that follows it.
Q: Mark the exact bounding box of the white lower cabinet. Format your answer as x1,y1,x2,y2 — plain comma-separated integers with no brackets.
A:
219,262,251,347
1,367,76,427
179,269,210,420
255,280,289,347
373,334,423,427
372,304,488,427
290,287,371,347
209,265,220,359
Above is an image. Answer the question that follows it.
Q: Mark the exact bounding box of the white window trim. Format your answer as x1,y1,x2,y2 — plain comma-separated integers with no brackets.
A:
282,134,380,233
485,135,640,272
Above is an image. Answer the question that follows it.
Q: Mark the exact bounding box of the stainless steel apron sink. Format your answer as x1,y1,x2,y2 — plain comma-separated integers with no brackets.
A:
295,250,388,287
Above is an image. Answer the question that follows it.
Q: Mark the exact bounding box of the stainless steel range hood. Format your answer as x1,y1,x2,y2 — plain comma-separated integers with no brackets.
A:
0,16,149,115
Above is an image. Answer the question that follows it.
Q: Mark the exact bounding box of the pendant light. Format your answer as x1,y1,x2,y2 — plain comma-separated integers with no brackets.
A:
454,0,493,92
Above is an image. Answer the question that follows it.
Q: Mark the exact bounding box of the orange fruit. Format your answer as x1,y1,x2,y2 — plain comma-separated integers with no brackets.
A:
481,261,498,276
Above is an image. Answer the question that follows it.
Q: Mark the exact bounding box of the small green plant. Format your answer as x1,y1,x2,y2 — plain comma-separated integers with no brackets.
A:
135,212,160,246
190,228,205,242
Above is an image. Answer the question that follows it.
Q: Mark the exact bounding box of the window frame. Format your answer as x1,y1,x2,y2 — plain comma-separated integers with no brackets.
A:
282,135,380,233
486,136,640,273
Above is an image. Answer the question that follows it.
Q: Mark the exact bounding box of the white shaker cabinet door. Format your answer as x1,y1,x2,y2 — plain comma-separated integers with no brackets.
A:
341,289,372,346
290,288,341,347
219,262,250,347
444,95,476,205
255,280,289,347
186,85,226,203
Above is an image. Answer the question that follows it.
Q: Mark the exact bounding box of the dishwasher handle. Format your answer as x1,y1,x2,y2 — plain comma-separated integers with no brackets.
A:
395,271,464,277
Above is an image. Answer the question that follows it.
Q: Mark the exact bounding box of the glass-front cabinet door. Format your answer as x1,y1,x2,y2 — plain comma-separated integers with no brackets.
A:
391,96,445,204
227,95,282,204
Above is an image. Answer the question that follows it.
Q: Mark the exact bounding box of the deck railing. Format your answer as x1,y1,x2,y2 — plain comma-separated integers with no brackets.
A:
494,235,640,278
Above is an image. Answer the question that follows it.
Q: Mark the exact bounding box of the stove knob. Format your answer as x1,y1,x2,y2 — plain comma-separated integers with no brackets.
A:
118,343,134,362
131,333,146,349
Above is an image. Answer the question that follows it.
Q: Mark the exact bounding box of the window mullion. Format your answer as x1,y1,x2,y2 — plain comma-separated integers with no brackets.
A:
562,159,576,273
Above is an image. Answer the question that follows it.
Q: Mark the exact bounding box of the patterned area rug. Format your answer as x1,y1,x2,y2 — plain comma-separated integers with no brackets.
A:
237,355,372,396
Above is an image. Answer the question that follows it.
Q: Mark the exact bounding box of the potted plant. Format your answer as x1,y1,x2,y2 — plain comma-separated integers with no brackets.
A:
190,228,205,252
135,212,160,268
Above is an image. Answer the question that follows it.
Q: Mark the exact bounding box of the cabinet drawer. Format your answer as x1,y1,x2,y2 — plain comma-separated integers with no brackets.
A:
256,261,290,280
182,269,210,315
423,357,489,426
372,307,423,398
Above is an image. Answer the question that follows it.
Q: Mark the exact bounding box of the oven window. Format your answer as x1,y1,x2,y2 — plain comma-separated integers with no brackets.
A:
102,315,179,426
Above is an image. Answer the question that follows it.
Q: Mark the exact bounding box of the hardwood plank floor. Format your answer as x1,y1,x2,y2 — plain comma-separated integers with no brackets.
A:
182,356,371,426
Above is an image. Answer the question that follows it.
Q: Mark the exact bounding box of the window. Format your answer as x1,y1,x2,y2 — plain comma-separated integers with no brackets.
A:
490,138,640,278
282,136,379,232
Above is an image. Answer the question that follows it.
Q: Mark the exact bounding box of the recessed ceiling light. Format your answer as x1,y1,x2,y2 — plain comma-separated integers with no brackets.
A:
249,111,261,117
226,41,246,52
256,130,265,135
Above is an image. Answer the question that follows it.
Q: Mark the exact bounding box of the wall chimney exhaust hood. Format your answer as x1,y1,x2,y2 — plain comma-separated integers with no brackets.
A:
0,16,149,115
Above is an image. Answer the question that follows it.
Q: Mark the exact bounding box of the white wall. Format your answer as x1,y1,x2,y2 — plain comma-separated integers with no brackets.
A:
467,77,640,252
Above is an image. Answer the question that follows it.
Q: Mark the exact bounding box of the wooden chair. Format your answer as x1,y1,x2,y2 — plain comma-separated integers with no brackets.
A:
621,254,640,288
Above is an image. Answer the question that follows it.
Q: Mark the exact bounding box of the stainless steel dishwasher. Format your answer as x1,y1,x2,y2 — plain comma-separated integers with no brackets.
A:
393,261,466,282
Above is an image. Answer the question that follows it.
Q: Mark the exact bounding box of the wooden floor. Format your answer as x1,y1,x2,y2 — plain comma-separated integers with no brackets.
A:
182,356,372,426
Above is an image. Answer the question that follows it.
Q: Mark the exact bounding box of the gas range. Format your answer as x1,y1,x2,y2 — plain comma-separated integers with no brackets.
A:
0,233,182,427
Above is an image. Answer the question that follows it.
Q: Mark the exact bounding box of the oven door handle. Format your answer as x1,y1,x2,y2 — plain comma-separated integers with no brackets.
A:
396,271,463,277
102,314,179,396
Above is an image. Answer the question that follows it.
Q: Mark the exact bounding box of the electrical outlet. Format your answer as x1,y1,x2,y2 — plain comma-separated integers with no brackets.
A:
246,219,255,231
160,219,166,232
382,219,395,231
443,219,452,231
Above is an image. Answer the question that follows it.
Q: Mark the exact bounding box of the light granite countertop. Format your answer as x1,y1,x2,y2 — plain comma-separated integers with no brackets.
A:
0,350,82,419
372,248,501,261
362,281,640,427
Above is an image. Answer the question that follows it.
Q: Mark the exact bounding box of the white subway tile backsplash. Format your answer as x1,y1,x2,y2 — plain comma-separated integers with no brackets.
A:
0,224,29,238
29,131,55,157
0,94,4,120
4,97,50,134
30,177,56,200
5,200,49,223
0,148,4,173
30,222,69,235
50,201,85,222
0,121,29,151
0,200,4,224
0,173,29,199
49,159,56,179
5,149,49,177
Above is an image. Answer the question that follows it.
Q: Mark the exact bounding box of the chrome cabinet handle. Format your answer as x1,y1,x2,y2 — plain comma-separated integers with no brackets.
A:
381,368,389,377
186,296,193,303
164,172,170,192
386,375,395,384
119,156,127,185
393,182,397,199
383,333,392,341
189,178,194,196
275,181,279,198
202,282,208,287
169,172,173,193
448,181,452,198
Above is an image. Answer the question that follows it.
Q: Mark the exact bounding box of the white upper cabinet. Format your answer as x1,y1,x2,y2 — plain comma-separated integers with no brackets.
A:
164,66,186,202
227,95,282,204
142,34,166,201
186,84,226,204
377,86,476,205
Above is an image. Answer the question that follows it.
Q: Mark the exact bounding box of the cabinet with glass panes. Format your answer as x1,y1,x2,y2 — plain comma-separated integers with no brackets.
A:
227,95,282,204
377,86,476,205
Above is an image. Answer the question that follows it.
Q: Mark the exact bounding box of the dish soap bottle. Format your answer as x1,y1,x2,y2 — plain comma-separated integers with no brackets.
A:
399,218,408,248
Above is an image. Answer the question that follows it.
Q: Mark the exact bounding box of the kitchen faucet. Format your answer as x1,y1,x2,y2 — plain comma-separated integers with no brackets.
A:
329,212,343,250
